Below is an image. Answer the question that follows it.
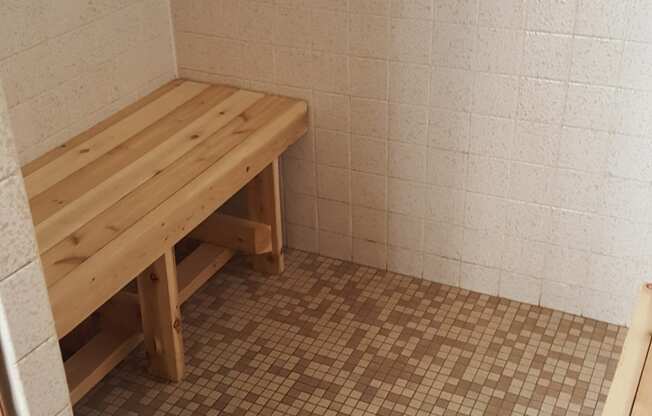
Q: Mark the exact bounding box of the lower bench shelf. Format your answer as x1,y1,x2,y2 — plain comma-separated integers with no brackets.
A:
64,240,235,404
65,328,143,404
603,284,652,415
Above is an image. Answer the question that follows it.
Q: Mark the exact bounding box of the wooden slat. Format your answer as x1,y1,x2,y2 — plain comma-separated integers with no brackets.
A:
603,284,652,416
65,329,143,405
41,95,288,289
48,99,308,337
190,214,272,255
246,159,284,274
632,341,652,415
177,243,235,304
22,80,185,177
34,89,263,253
137,248,184,381
24,81,209,198
29,86,236,225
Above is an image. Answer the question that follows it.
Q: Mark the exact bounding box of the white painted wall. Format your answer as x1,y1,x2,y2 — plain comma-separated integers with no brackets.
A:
171,0,652,325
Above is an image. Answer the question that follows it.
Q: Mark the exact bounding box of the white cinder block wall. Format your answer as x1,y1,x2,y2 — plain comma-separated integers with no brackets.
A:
0,84,72,415
171,0,652,325
0,0,178,164
0,0,179,413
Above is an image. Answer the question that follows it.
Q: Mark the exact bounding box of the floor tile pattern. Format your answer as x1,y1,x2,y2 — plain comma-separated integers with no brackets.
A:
75,250,625,416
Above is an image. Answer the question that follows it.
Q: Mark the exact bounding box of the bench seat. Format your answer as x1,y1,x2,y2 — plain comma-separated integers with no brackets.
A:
22,79,308,402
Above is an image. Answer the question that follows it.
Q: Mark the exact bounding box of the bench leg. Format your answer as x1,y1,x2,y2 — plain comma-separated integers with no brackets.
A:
137,248,185,381
246,159,284,274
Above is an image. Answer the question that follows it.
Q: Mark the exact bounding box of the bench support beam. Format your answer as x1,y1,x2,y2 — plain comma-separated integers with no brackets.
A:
137,249,185,381
189,214,271,255
246,159,284,274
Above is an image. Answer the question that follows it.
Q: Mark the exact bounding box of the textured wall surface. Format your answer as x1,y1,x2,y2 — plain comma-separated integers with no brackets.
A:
0,83,71,415
0,0,177,164
172,0,652,325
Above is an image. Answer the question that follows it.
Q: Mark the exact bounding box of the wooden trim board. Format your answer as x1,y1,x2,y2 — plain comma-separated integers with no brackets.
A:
632,340,652,415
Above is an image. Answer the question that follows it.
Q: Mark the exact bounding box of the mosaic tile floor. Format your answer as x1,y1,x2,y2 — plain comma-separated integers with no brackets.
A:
75,249,626,416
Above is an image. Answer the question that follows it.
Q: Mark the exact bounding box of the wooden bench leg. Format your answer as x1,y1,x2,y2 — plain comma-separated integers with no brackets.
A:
246,159,285,274
137,248,185,381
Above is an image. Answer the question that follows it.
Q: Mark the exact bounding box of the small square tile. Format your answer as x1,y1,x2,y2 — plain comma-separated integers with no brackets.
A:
76,249,624,416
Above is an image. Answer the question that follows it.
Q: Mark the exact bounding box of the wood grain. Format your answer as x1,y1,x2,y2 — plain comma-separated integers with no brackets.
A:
34,89,262,252
24,81,208,198
26,80,308,401
22,80,185,177
632,341,652,416
246,160,284,274
190,214,272,255
29,86,236,225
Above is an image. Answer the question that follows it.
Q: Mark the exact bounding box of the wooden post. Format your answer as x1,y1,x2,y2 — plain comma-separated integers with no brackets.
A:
137,248,184,381
246,159,284,274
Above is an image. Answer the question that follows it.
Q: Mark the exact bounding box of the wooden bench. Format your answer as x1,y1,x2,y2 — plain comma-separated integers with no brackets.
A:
603,284,652,415
21,80,308,403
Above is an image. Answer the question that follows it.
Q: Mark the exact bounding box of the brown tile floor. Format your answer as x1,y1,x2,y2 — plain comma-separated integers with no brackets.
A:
75,249,626,416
